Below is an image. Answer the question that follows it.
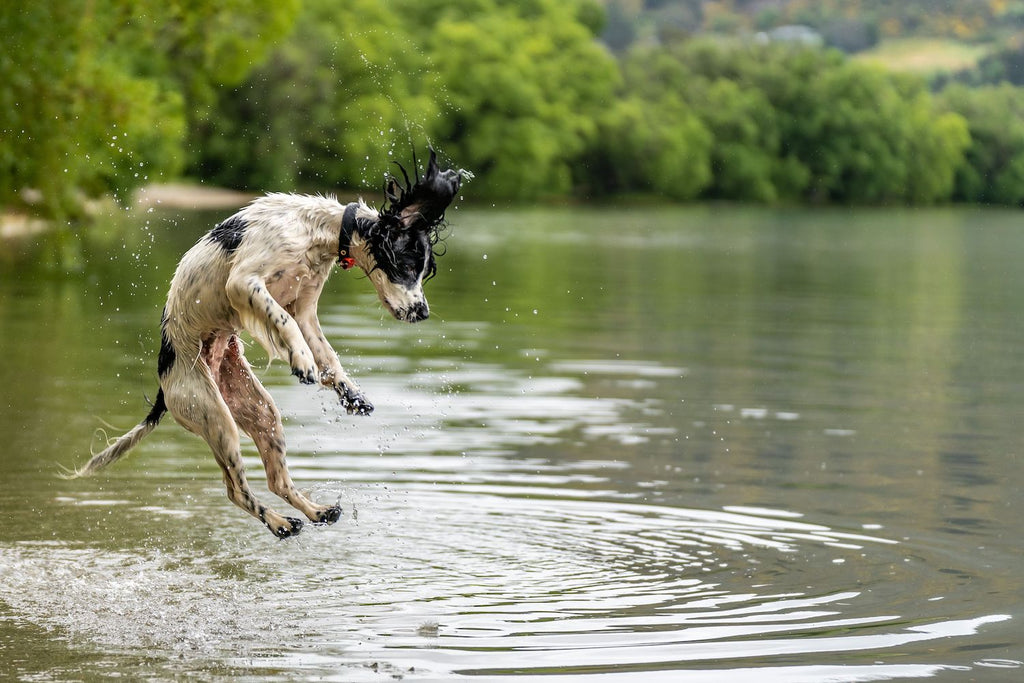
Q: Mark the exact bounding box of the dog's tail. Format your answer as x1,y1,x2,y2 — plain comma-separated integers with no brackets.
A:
61,389,168,479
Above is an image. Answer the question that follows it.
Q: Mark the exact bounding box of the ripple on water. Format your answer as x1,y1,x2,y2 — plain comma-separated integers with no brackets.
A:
0,492,1008,681
9,342,1013,680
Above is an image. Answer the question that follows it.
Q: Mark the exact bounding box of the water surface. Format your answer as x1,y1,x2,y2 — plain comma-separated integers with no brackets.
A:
1,205,1022,681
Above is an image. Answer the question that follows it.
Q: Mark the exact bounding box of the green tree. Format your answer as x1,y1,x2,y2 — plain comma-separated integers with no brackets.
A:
628,39,967,204
0,0,298,218
683,78,792,201
192,0,439,190
902,89,970,203
194,0,617,199
0,2,184,218
426,2,619,199
781,57,966,203
583,95,712,200
938,83,1024,205
618,40,822,202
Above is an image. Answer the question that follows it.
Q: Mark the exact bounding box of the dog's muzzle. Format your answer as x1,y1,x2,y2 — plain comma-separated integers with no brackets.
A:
399,301,430,323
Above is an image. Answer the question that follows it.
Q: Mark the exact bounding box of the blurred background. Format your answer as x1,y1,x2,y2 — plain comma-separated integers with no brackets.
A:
4,0,1024,223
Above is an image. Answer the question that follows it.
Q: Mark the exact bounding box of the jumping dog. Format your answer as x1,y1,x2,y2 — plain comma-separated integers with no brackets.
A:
65,150,464,538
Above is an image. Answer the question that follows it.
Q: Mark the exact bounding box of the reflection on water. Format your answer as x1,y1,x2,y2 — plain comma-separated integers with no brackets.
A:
1,206,1023,680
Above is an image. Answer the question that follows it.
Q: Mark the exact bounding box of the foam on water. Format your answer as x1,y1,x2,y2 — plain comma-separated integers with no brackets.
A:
0,543,295,656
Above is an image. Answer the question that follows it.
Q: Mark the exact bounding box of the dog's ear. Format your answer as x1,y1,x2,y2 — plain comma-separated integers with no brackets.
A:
425,148,439,182
385,178,402,206
385,160,416,208
379,146,462,233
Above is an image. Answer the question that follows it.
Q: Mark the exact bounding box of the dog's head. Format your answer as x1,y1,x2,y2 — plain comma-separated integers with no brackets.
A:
358,149,465,323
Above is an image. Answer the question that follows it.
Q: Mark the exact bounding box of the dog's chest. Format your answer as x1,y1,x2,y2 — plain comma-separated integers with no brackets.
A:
265,263,328,309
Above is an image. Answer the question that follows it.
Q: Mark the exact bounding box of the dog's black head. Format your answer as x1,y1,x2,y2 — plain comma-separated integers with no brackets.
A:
357,149,465,323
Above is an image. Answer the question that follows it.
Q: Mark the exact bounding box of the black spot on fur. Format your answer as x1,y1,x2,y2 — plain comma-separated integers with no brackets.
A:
145,388,167,426
207,215,247,252
157,310,176,377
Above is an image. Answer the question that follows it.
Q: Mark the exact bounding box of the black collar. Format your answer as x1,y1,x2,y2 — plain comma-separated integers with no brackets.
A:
338,202,359,266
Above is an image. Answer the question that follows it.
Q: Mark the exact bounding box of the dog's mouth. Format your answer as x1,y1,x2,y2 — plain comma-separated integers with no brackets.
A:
384,299,429,323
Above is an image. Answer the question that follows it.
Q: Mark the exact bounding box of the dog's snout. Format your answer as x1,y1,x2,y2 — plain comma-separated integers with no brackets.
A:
385,298,430,323
408,301,429,323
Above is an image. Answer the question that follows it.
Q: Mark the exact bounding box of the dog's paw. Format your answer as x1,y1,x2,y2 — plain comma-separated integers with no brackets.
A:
270,517,304,539
339,385,374,416
347,395,374,416
292,366,318,385
313,504,343,525
289,350,319,385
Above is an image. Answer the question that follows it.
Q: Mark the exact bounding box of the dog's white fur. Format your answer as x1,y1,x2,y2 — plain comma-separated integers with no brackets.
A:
67,193,432,537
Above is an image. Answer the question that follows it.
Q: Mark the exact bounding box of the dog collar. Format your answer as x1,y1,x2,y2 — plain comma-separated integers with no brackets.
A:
338,202,358,270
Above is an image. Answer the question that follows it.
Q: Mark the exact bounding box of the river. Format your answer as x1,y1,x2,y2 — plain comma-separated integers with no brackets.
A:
0,204,1022,681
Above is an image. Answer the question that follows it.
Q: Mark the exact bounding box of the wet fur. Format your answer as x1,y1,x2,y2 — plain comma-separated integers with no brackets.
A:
65,152,463,538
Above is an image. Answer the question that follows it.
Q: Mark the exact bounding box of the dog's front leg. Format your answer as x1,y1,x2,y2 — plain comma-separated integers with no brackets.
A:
324,367,375,416
226,273,320,385
296,310,374,416
290,282,373,415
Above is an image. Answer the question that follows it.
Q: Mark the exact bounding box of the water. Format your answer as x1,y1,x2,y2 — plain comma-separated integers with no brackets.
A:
1,205,1022,681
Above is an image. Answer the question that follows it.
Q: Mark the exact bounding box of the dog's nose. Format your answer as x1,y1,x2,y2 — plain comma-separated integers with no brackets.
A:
410,301,429,322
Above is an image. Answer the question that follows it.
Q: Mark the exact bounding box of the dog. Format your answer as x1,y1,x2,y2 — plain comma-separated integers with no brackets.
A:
65,149,464,538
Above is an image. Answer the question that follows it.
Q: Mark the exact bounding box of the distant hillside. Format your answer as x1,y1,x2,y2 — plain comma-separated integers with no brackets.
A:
854,38,992,77
600,1,1024,53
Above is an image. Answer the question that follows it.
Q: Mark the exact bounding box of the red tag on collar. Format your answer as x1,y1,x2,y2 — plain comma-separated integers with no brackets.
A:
339,256,356,270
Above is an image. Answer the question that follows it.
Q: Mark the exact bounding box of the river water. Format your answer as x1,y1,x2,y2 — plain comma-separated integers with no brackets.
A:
0,204,1022,681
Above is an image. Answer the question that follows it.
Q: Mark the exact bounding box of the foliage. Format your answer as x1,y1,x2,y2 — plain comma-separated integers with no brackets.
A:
582,95,713,200
191,0,618,199
191,0,440,190
937,84,1024,205
588,39,970,204
0,0,296,219
425,2,618,198
0,0,1021,214
0,2,182,218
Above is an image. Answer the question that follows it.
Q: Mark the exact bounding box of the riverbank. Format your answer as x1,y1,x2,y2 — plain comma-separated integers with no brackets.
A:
132,183,257,211
0,213,49,241
1,183,259,242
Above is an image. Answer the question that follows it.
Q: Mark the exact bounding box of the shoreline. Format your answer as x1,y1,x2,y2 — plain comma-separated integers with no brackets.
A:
132,183,259,210
1,184,259,240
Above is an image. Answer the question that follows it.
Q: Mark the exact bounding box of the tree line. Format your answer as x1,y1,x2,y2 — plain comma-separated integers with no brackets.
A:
3,0,1024,218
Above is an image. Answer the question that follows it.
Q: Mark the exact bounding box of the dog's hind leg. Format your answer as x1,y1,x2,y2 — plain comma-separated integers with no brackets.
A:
163,361,305,538
217,336,342,526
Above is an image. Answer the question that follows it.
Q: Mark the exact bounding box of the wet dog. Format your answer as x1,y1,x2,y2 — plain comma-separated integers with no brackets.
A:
65,150,464,537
